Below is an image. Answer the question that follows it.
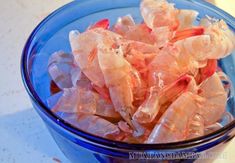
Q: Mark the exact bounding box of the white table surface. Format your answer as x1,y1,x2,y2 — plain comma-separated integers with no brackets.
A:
0,1,234,163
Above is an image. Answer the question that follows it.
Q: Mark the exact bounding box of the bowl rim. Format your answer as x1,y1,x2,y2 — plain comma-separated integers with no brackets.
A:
21,0,235,150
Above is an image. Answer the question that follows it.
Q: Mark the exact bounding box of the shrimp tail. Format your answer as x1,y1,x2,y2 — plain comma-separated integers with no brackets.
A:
171,26,205,43
159,74,192,105
196,59,217,84
89,19,110,30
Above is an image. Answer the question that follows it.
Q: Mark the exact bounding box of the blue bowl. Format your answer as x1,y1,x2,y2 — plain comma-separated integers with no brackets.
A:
21,0,235,162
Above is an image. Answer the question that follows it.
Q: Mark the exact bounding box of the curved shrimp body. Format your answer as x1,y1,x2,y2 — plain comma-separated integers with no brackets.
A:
146,92,204,143
48,51,81,89
198,72,227,125
175,19,235,62
133,86,159,124
202,19,235,59
133,74,196,125
97,41,135,127
69,28,122,87
140,0,179,30
148,45,195,90
65,114,120,138
50,85,120,120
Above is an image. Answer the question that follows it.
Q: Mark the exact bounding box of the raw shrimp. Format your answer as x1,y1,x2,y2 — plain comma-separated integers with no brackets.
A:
89,19,110,30
65,114,120,138
113,15,135,35
151,27,174,48
177,10,199,30
50,86,120,119
198,73,227,125
187,113,204,139
69,28,122,87
97,39,135,127
133,86,159,124
140,0,179,30
148,44,196,90
48,51,81,89
146,92,204,143
140,1,199,30
175,19,235,62
195,59,217,84
133,74,195,124
50,88,79,113
200,18,235,59
47,1,235,143
95,96,121,120
122,24,155,44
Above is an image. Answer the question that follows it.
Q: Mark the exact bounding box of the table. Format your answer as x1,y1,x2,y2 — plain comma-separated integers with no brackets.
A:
0,0,234,163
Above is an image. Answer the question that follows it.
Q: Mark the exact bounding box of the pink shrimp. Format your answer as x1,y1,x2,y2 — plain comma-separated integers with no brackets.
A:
140,1,199,30
48,51,81,89
195,59,217,84
170,26,205,43
89,19,110,30
133,74,196,124
148,44,197,90
177,9,199,30
113,15,135,35
50,87,120,120
69,28,122,87
124,24,155,44
140,0,179,30
97,39,136,128
133,86,159,124
198,72,227,125
146,92,205,143
65,114,120,138
175,19,235,62
151,27,174,48
201,18,235,59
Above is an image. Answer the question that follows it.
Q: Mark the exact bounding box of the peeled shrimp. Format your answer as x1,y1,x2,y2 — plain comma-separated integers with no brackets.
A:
177,9,199,30
133,74,195,124
48,51,81,89
146,92,204,143
69,28,122,87
148,45,196,90
123,24,155,44
200,18,235,59
140,0,179,30
133,86,159,123
175,19,235,62
198,73,227,125
65,114,120,138
113,15,135,35
97,39,135,127
50,86,120,119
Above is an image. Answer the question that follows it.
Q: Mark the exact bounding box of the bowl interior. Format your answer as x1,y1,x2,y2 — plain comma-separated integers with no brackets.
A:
24,0,235,144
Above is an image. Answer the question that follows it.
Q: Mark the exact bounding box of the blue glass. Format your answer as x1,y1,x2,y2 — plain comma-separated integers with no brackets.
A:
21,0,235,162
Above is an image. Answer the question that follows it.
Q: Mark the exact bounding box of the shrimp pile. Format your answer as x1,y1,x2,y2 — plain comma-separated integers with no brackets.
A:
47,0,235,143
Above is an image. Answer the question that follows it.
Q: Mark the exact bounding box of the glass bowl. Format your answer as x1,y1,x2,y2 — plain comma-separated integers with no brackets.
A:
21,0,235,162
